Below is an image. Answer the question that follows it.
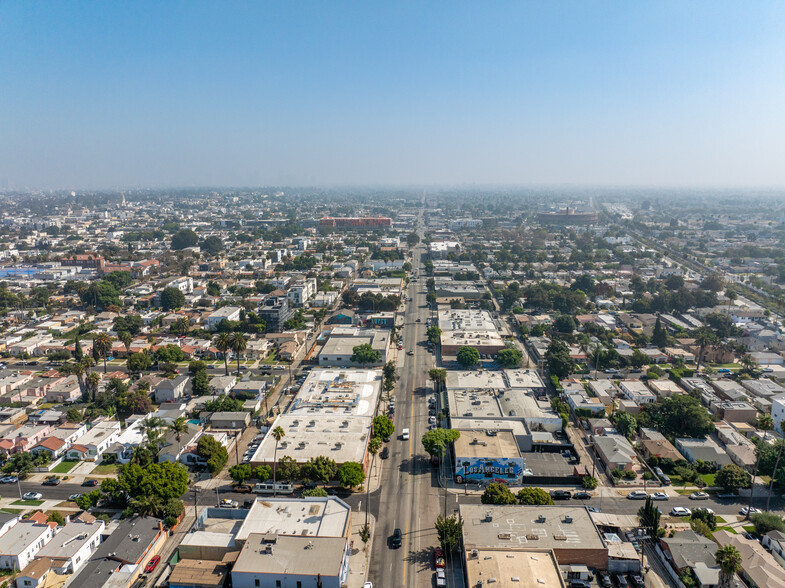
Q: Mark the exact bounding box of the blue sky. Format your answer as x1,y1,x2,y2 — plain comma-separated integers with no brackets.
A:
1,1,784,189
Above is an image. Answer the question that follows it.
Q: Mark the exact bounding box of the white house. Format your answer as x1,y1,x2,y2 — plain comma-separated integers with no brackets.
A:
0,521,55,571
66,419,121,461
773,394,785,435
35,517,105,574
207,306,243,329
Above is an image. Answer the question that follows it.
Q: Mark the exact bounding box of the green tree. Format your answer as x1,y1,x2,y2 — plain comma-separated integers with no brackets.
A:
715,464,751,494
254,465,272,482
200,235,224,255
171,229,199,250
93,333,113,373
271,426,285,491
614,412,638,439
456,346,480,368
372,415,395,440
497,348,523,368
111,461,189,503
750,511,785,535
552,314,576,334
693,326,718,372
203,394,244,412
545,339,575,379
160,287,186,310
207,281,222,297
168,417,189,456
197,435,229,476
428,368,447,391
406,232,420,247
638,394,714,439
421,428,460,457
426,326,442,344
350,343,381,365
191,370,209,395
337,461,365,489
481,482,518,505
229,332,247,375
229,463,253,484
303,487,329,497
127,351,152,374
652,316,668,348
630,348,648,369
435,514,463,550
637,496,661,539
582,476,599,490
715,544,742,588
516,487,554,505
215,333,231,376
690,508,717,531
276,456,300,482
302,456,338,485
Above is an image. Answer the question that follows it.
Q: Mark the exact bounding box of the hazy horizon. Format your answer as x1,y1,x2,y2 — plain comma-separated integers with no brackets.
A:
2,1,785,190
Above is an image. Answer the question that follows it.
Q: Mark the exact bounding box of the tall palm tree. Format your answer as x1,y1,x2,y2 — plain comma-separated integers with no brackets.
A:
229,333,248,376
86,372,101,403
693,327,718,373
271,426,285,497
119,331,133,355
172,317,190,336
366,437,381,527
715,544,742,588
140,416,164,451
168,417,189,457
215,333,231,376
93,333,113,373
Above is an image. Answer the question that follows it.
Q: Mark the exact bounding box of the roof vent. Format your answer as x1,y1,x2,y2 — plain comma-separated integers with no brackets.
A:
485,512,493,522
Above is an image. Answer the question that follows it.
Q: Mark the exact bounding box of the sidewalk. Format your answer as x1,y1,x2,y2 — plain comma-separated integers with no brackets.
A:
346,513,375,588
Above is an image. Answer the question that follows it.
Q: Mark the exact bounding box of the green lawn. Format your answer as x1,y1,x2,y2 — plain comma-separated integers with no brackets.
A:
0,508,22,514
50,460,79,474
260,350,278,365
11,499,44,506
92,464,120,475
701,473,716,486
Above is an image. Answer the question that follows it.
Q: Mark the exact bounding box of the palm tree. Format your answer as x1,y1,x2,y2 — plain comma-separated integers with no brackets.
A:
693,327,718,372
168,417,189,457
271,426,285,497
119,331,133,355
366,437,381,527
140,416,164,451
86,372,101,402
715,544,742,588
215,333,231,376
229,332,247,376
131,495,164,518
172,317,190,336
93,333,113,373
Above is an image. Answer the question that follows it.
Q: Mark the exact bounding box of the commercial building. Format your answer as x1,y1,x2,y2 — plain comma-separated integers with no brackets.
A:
464,548,565,588
453,429,525,485
258,296,295,332
206,306,243,329
459,504,609,570
537,208,598,225
318,217,392,229
288,368,382,419
234,497,352,542
318,328,389,367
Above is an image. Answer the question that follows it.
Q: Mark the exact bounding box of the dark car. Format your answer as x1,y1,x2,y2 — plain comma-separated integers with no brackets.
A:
572,491,591,500
82,479,99,487
42,477,61,486
391,528,402,548
550,490,572,500
380,447,389,460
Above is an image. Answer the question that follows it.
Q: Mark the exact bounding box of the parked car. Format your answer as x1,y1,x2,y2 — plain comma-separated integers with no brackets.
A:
693,507,715,515
42,477,60,486
380,447,389,460
650,492,669,501
82,479,99,487
572,492,592,500
0,476,18,484
434,547,446,568
550,490,571,500
626,491,648,500
435,569,446,587
218,498,239,508
670,507,692,516
630,575,644,588
69,493,82,501
741,506,761,515
233,484,253,494
689,491,710,500
569,581,591,588
23,492,42,500
391,528,402,548
144,555,161,574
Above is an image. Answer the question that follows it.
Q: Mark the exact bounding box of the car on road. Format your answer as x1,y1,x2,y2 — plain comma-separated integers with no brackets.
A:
604,368,618,374
23,492,42,500
69,493,82,501
573,492,592,500
434,546,445,568
233,485,253,494
586,506,600,513
401,429,410,441
693,507,715,515
407,349,414,355
380,447,389,460
82,479,99,487
391,528,402,548
550,490,571,500
416,317,421,322
144,555,161,574
435,569,446,587
0,476,18,484
650,492,669,501
741,506,761,515
689,491,710,500
626,491,648,500
428,416,437,424
42,477,60,486
670,507,692,516
363,583,373,588
218,498,239,508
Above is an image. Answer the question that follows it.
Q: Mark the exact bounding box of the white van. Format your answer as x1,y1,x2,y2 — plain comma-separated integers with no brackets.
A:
254,482,294,495
401,428,410,440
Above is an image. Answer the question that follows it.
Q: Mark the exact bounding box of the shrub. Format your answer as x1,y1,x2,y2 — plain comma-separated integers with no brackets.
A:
623,470,638,480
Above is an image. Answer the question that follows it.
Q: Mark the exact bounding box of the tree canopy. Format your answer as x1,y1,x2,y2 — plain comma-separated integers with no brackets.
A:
481,483,517,505
456,346,479,368
171,229,199,250
351,343,381,365
421,428,460,456
638,394,714,439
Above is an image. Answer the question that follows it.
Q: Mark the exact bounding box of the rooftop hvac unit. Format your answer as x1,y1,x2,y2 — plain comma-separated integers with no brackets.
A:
563,516,573,524
536,515,546,523
485,512,493,522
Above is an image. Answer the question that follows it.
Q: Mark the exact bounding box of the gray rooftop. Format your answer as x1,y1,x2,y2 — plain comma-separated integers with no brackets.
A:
233,533,346,577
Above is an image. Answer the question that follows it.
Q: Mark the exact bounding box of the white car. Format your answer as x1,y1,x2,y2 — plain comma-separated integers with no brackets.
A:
689,491,710,500
428,416,437,424
626,491,648,500
23,492,42,500
741,506,761,516
650,492,669,501
436,569,446,587
693,507,715,515
670,507,692,516
363,583,373,588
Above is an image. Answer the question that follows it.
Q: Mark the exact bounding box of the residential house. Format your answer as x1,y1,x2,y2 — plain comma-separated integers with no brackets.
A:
660,530,718,588
675,438,733,468
619,380,656,405
0,424,51,454
154,375,190,404
158,424,202,464
66,419,121,461
762,530,785,570
44,375,81,403
206,306,243,330
34,516,105,574
640,438,683,463
209,412,250,430
593,434,637,471
208,376,236,396
0,519,56,571
30,436,67,460
714,530,785,588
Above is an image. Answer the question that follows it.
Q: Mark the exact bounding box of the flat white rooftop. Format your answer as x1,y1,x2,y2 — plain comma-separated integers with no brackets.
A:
236,497,351,541
289,368,382,418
